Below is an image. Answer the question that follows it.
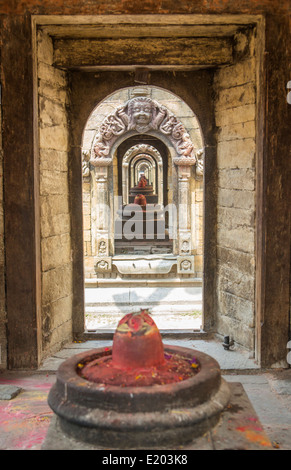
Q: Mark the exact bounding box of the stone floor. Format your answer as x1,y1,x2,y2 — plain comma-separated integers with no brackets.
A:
0,336,291,450
85,285,203,330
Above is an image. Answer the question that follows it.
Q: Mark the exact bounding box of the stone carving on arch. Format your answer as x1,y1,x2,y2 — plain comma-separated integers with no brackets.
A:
90,96,200,172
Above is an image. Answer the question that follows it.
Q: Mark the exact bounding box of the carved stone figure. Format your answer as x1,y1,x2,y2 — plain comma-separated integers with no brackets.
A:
177,132,194,158
98,240,107,255
93,141,110,159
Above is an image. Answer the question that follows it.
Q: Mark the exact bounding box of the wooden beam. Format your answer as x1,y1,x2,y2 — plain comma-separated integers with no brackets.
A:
53,37,233,68
33,13,263,27
42,24,242,39
2,16,42,369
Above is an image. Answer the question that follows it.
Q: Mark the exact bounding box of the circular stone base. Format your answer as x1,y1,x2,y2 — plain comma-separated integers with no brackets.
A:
48,345,230,449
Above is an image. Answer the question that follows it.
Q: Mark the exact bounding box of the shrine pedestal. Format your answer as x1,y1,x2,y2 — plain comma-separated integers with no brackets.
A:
43,382,272,450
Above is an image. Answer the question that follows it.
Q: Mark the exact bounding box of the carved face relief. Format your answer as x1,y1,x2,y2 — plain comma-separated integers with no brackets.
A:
95,257,112,273
181,260,191,270
128,98,154,132
177,255,195,274
97,260,108,269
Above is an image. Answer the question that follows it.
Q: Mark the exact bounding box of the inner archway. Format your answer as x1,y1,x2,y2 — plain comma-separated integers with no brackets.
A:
81,86,204,331
115,134,171,255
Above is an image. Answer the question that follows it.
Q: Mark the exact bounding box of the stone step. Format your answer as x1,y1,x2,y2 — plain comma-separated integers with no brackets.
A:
85,304,202,315
85,286,202,308
85,313,202,331
85,277,202,288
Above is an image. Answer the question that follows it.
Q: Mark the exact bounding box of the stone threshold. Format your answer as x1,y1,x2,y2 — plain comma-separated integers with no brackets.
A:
85,277,203,288
82,329,210,340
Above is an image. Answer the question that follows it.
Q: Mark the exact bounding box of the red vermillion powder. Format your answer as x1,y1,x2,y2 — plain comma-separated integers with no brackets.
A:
79,311,200,386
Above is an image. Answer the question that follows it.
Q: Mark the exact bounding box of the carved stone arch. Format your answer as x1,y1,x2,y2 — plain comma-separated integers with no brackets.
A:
90,95,202,175
89,94,202,271
122,144,163,204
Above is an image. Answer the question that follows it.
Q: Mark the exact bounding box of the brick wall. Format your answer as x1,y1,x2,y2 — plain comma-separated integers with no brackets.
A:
214,41,257,350
37,30,73,355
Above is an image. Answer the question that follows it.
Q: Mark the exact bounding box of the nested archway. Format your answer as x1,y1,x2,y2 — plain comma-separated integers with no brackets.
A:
82,87,204,277
115,134,171,255
122,144,163,205
81,86,205,330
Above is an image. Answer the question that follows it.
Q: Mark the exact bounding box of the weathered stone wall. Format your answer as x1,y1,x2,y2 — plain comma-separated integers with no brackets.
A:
37,30,73,355
0,87,7,369
82,86,204,279
214,36,256,350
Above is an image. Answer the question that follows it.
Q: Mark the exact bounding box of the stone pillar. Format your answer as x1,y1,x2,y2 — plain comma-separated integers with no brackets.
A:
174,158,196,275
122,160,129,205
91,160,112,274
158,159,163,206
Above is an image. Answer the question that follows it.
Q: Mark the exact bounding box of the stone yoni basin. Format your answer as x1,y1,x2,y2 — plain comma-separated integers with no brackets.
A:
48,310,230,449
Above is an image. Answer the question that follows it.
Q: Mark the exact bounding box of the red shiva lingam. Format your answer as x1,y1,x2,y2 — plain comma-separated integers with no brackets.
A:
138,174,148,188
48,310,230,449
80,310,200,387
133,193,147,208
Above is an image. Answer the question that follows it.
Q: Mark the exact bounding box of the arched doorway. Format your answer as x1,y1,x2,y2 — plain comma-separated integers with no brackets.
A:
115,135,171,255
82,86,204,331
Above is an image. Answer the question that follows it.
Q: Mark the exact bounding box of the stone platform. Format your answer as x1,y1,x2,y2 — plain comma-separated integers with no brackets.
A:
42,382,273,450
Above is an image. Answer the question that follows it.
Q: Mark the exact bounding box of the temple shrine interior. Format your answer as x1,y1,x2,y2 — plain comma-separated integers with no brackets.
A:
0,6,290,451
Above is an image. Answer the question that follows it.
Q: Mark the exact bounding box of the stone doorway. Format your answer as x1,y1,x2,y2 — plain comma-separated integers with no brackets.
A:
81,86,204,331
22,13,271,369
1,10,289,372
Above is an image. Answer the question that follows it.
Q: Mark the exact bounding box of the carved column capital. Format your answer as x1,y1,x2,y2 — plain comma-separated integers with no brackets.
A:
173,156,197,167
